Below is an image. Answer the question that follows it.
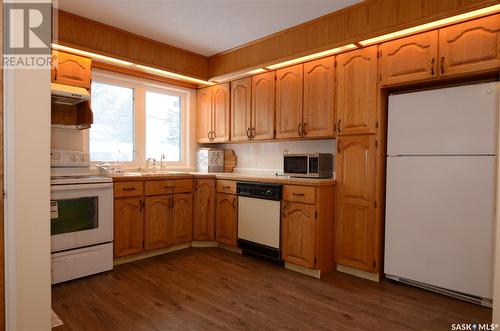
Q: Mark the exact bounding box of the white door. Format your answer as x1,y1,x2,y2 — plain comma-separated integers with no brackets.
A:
385,155,495,299
388,82,498,156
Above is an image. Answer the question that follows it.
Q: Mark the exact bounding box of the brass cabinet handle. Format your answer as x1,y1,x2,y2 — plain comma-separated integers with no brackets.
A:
431,58,435,76
246,128,251,139
282,203,287,217
303,122,307,136
165,185,176,189
292,192,305,196
232,198,236,209
123,187,135,191
139,199,144,212
170,197,174,209
223,185,231,189
440,56,445,74
297,123,302,136
251,127,255,139
337,119,342,134
337,139,341,153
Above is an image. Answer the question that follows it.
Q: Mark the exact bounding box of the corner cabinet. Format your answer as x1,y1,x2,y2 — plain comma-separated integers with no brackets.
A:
439,14,500,77
216,193,237,246
336,46,378,136
193,179,216,241
335,135,378,272
379,31,438,86
276,64,304,139
197,83,230,143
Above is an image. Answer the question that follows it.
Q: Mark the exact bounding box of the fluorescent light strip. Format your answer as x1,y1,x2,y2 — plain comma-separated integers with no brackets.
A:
265,44,357,70
360,4,500,46
51,43,214,86
246,68,266,75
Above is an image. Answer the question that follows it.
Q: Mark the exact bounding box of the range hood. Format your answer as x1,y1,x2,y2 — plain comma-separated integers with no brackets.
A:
51,83,90,105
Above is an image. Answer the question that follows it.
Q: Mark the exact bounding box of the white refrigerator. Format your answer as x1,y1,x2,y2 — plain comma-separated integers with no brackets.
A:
385,82,498,305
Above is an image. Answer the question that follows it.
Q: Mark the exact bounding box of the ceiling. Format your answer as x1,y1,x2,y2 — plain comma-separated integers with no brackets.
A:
56,0,362,57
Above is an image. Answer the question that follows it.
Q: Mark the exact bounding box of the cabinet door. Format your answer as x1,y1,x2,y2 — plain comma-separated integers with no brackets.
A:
212,83,230,143
252,71,275,140
171,193,193,244
380,31,438,86
144,196,171,250
335,135,376,272
231,77,252,141
215,194,237,246
276,64,303,139
303,57,335,138
193,179,216,241
281,202,316,268
197,87,212,143
439,14,500,77
51,50,91,89
336,46,378,135
114,198,144,257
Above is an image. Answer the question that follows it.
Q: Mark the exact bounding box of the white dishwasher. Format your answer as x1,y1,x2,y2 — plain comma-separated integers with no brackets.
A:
237,182,282,263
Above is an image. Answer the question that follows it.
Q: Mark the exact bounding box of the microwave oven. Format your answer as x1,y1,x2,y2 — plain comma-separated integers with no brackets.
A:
283,153,333,178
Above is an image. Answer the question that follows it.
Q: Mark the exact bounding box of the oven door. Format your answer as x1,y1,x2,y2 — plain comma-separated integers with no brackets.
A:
50,183,113,253
283,155,308,175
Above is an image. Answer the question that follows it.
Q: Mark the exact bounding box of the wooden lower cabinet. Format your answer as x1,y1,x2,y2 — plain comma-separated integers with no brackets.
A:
144,196,171,250
114,197,144,257
335,135,378,272
215,193,237,246
171,193,193,244
281,202,316,268
193,179,216,240
281,185,335,276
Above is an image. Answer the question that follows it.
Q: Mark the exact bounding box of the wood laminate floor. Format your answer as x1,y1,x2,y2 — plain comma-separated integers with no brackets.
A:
52,248,491,331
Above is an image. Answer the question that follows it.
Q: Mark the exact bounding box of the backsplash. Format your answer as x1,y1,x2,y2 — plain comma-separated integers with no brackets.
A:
51,127,88,152
213,139,336,174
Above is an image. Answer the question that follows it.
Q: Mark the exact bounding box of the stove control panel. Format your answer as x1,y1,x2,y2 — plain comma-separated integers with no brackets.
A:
51,149,90,167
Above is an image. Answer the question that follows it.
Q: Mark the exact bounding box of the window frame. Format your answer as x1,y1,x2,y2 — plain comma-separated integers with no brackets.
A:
87,69,189,168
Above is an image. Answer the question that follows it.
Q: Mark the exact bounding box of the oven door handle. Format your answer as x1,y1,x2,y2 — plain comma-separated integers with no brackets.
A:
51,183,114,191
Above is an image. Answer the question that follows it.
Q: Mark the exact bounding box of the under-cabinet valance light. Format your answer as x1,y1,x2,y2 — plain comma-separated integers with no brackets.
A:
51,43,214,86
359,4,500,46
265,44,357,70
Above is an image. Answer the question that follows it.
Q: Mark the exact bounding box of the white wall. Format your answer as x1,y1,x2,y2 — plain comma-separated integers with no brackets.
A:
212,139,336,174
4,69,52,328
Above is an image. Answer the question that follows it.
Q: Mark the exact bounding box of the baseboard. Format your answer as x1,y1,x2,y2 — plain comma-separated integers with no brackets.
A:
337,264,380,282
285,262,321,279
113,242,191,266
219,243,242,254
191,241,219,248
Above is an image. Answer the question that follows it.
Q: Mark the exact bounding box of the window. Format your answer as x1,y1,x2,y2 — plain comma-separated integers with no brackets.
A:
89,70,189,167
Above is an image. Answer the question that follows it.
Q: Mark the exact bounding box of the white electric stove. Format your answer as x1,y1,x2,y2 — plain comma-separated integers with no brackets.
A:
50,149,114,284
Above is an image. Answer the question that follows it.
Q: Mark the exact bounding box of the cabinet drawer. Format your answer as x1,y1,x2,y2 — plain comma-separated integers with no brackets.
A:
145,179,193,196
283,185,315,204
217,180,237,195
114,181,144,198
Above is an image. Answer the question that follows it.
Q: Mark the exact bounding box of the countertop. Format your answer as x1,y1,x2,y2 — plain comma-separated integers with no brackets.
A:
107,171,336,186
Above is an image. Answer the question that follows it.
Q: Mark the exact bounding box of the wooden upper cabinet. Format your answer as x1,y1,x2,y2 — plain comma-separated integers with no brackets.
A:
303,57,335,138
193,179,216,241
276,64,303,139
144,196,171,251
335,135,376,272
281,202,316,268
216,193,237,246
379,31,438,86
51,50,91,89
212,83,230,143
114,198,144,257
171,194,193,245
439,14,500,77
336,46,378,136
252,71,275,140
231,77,252,141
197,87,212,143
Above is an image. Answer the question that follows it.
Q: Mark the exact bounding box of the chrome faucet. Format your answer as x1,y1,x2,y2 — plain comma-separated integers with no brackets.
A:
145,158,156,172
160,154,166,171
